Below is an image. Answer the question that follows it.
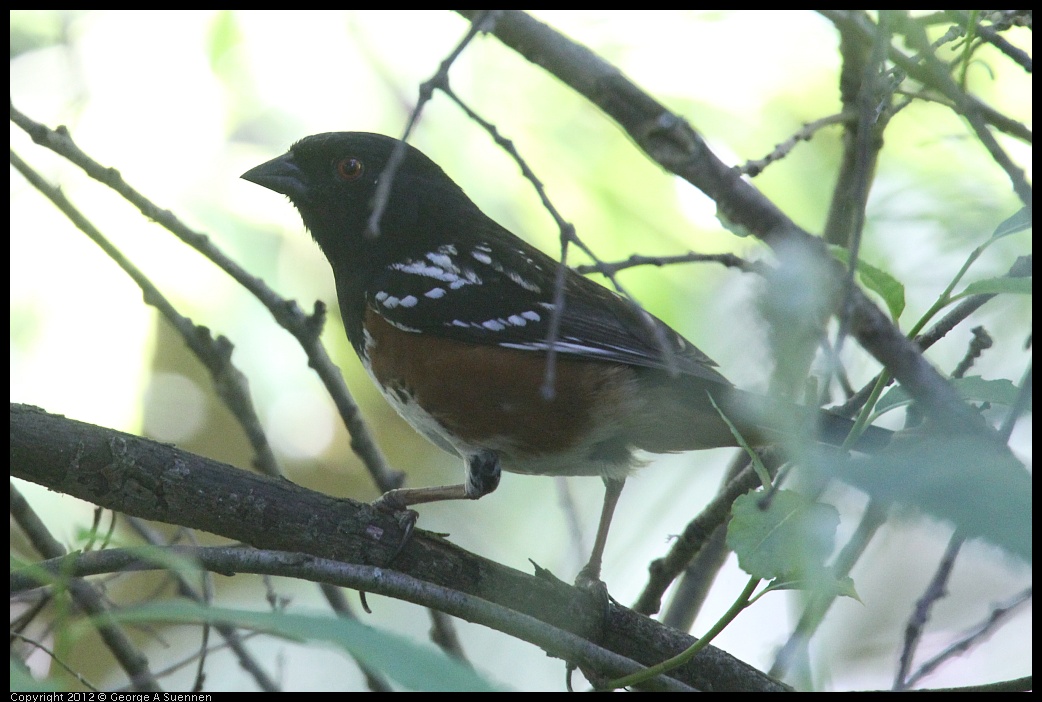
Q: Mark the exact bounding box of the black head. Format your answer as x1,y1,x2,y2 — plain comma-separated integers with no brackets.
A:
242,132,473,263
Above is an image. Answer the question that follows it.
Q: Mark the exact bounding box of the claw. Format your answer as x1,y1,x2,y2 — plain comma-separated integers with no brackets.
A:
387,508,418,563
368,494,419,565
573,567,613,653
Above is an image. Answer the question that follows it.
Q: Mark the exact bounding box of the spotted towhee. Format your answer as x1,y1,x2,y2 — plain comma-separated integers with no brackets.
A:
242,132,891,583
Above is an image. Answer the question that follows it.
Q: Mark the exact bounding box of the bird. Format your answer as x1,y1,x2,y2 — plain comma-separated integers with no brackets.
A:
241,131,890,585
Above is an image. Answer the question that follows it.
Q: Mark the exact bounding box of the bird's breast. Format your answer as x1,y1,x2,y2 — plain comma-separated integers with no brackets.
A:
359,307,644,478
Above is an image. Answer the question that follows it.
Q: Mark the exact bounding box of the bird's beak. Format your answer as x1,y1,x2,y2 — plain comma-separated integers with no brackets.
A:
242,152,307,200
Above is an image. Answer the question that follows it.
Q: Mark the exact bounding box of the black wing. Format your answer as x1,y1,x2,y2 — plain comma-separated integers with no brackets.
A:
366,221,730,386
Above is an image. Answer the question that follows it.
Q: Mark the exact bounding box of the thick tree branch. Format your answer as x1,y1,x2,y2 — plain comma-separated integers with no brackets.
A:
11,403,789,692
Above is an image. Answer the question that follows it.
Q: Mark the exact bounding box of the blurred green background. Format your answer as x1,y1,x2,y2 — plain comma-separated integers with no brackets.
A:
10,10,1031,691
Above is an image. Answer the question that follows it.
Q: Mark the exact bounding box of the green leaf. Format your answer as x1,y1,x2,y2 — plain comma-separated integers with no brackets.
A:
991,207,1032,240
726,489,839,582
103,602,503,692
830,247,906,320
955,276,1032,299
10,660,56,692
833,433,1031,563
762,575,861,603
876,375,1027,414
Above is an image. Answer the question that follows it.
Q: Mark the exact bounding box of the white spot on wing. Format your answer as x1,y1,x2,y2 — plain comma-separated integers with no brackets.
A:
426,252,454,269
390,252,482,287
506,269,541,292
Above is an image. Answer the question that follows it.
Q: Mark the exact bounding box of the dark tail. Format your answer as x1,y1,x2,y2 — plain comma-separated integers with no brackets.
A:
630,370,893,454
718,385,893,454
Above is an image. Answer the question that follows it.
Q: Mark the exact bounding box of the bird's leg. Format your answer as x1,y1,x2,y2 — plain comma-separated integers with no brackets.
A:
372,483,469,511
362,452,501,612
575,476,626,588
370,450,501,564
372,449,501,511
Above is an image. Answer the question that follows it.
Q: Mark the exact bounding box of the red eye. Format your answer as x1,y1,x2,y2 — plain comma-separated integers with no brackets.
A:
335,157,364,181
